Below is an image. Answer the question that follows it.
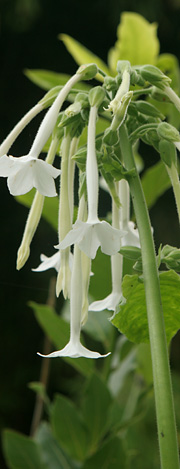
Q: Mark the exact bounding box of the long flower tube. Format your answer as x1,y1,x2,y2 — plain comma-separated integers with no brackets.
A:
38,243,110,359
58,105,126,258
0,102,44,157
0,73,83,196
56,132,72,299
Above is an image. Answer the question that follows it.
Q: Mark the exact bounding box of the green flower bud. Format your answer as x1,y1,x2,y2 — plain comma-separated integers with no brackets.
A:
139,65,171,89
117,60,131,75
103,76,117,91
89,86,106,108
159,139,177,168
135,100,165,120
103,128,119,146
130,70,145,86
77,63,98,80
157,122,180,142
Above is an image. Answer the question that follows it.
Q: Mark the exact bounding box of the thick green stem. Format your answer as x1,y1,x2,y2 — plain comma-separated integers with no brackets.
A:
119,124,179,469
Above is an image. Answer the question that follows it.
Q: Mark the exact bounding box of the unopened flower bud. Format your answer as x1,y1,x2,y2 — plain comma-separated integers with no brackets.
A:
157,122,180,142
139,65,171,89
135,101,165,120
159,139,177,168
89,86,106,108
117,60,131,75
77,63,98,80
103,128,119,146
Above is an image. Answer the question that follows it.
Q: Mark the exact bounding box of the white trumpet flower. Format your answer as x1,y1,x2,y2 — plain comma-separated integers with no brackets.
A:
58,105,126,259
38,244,110,359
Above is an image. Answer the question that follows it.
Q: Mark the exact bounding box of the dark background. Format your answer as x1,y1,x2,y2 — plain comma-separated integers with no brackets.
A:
1,0,180,467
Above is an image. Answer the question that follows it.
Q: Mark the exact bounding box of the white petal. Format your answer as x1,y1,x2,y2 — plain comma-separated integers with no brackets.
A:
33,160,59,197
32,252,60,272
89,292,122,312
7,163,34,195
37,339,111,359
96,221,125,255
78,224,100,259
0,155,16,176
57,220,86,250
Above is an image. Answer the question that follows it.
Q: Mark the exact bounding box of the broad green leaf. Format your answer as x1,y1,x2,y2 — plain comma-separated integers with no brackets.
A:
59,34,110,80
30,301,94,377
82,436,127,469
51,394,88,461
2,430,47,469
24,68,90,92
141,160,171,209
108,12,160,73
35,422,77,469
15,189,59,231
112,270,180,344
82,374,112,452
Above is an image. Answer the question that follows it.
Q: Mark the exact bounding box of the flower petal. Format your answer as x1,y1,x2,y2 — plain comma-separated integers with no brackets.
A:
33,160,60,197
89,292,123,312
96,221,125,255
8,163,34,195
0,155,16,176
32,252,60,272
37,339,111,359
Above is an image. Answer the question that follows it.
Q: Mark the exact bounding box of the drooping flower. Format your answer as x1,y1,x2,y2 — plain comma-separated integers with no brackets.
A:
38,244,110,359
0,72,84,196
0,154,61,197
57,105,126,259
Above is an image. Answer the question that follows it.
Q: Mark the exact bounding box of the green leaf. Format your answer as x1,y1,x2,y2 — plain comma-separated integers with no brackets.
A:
30,301,94,377
82,436,127,469
51,394,88,461
15,189,59,231
108,12,160,73
24,69,90,93
59,34,110,80
2,430,47,469
82,374,112,452
141,160,171,209
112,270,180,344
35,422,77,469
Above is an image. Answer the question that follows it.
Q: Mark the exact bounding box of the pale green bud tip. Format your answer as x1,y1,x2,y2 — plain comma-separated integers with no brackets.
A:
76,63,98,80
117,60,131,74
157,122,180,142
89,86,106,107
140,65,171,89
159,139,177,168
16,244,30,270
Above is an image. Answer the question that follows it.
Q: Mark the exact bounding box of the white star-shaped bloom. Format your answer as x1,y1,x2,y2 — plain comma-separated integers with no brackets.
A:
57,219,126,260
38,244,110,359
0,154,61,196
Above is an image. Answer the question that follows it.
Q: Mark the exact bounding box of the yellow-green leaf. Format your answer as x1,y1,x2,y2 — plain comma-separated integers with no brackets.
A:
108,12,160,73
59,34,110,81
